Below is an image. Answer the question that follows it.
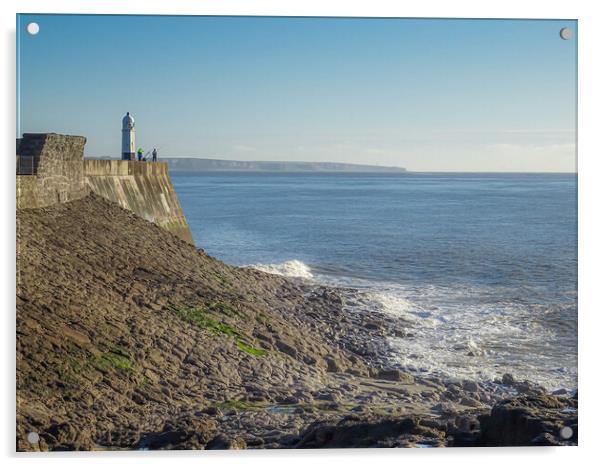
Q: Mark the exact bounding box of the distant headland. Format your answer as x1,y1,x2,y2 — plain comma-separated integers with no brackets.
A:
160,158,407,173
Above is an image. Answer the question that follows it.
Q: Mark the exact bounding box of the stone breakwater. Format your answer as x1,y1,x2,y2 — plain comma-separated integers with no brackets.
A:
16,194,577,450
16,133,193,244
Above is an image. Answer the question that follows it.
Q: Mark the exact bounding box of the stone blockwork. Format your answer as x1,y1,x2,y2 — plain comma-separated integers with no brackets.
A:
16,133,193,244
16,133,89,208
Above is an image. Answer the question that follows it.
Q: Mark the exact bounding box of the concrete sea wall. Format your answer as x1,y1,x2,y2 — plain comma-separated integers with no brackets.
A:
83,160,192,243
16,133,193,244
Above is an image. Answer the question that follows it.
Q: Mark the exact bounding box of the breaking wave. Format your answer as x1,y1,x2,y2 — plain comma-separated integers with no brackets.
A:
249,259,314,279
249,258,576,391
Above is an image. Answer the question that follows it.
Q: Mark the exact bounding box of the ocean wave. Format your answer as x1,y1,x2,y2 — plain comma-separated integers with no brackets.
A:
249,259,314,279
250,258,576,391
337,282,575,391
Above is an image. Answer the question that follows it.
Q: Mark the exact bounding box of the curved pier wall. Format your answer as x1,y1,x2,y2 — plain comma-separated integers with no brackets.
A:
83,160,193,244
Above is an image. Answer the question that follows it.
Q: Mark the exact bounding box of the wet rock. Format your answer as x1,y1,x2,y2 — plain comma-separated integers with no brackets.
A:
515,381,546,396
478,395,578,446
462,380,479,392
501,373,515,385
137,418,217,450
206,434,247,450
363,321,381,331
296,416,445,448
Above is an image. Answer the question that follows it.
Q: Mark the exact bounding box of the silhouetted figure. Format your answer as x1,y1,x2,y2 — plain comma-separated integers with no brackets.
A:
152,148,157,162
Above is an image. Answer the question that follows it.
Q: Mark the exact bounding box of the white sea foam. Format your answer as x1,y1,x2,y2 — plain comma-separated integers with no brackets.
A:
251,258,576,391
250,259,314,279
339,282,576,391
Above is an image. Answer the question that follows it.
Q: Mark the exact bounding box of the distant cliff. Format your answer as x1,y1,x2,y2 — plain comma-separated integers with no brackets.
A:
162,158,407,173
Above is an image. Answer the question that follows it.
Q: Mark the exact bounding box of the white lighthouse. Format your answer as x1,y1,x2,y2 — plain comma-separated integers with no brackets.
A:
121,112,136,160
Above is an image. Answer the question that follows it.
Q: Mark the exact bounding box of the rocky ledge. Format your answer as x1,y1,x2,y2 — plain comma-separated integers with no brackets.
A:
16,194,577,450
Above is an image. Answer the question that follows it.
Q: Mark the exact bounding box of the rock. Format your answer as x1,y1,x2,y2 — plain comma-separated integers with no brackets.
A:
515,381,546,396
376,369,414,384
295,416,442,448
324,356,344,373
446,384,461,395
531,432,564,446
201,406,223,416
433,402,458,415
363,321,381,331
275,340,297,358
137,418,217,450
454,415,479,432
501,373,515,385
478,395,578,446
206,434,247,450
302,355,317,365
40,423,95,450
16,191,579,451
314,391,342,403
462,380,479,392
280,396,299,405
459,397,483,408
131,392,146,405
421,390,439,400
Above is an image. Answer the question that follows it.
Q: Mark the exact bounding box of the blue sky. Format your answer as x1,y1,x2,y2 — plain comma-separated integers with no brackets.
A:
17,15,576,171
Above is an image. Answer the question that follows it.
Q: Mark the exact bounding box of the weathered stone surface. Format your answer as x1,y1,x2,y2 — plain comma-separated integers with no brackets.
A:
16,194,367,451
15,187,578,451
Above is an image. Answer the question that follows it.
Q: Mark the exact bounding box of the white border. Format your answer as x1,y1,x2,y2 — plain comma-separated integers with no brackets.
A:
2,1,600,465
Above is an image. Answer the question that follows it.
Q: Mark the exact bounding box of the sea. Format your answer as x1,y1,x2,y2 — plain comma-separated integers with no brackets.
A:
172,172,577,391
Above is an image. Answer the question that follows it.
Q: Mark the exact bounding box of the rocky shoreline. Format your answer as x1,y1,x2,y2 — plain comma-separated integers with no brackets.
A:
16,194,577,451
